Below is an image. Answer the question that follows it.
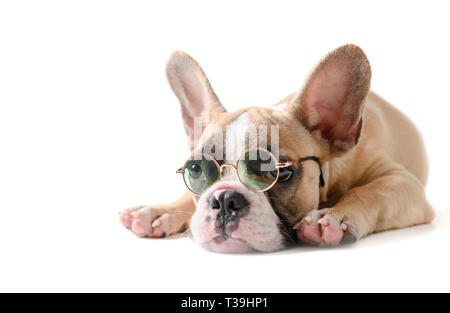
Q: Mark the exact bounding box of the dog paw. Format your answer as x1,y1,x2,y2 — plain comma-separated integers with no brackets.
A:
294,209,358,246
120,206,186,238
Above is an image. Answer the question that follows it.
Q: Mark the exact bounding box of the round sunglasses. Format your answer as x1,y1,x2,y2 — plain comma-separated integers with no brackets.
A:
176,148,324,195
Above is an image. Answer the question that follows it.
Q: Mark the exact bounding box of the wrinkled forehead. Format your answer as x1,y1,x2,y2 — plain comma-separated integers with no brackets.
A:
194,107,314,162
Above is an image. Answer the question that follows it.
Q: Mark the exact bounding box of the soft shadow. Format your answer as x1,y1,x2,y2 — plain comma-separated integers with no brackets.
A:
272,222,439,256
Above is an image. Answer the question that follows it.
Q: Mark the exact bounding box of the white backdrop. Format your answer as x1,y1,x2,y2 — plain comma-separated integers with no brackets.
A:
1,0,449,292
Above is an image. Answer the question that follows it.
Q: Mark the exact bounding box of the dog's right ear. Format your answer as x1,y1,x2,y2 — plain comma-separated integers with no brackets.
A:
286,44,371,155
166,51,226,148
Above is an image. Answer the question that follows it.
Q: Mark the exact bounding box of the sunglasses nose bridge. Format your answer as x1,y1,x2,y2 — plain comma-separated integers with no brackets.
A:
219,163,238,174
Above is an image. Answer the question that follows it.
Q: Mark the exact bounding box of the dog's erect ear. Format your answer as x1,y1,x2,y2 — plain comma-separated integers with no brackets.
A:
166,51,226,148
286,44,371,154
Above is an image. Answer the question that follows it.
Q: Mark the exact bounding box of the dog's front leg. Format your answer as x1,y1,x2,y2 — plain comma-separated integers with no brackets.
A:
120,192,195,238
296,165,435,246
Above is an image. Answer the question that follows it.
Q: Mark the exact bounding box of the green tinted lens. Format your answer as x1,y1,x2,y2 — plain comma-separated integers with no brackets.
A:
237,150,277,191
183,155,219,195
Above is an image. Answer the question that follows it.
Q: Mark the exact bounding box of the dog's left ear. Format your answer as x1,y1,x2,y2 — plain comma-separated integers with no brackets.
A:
286,44,371,154
166,51,226,149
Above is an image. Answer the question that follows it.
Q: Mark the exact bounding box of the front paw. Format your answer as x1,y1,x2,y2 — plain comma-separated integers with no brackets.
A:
120,206,179,238
294,209,358,246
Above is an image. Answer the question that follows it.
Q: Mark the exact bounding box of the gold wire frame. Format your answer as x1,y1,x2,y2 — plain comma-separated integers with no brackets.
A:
176,148,297,195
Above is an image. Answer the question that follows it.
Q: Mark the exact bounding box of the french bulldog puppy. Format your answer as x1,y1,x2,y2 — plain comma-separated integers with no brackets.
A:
120,44,434,252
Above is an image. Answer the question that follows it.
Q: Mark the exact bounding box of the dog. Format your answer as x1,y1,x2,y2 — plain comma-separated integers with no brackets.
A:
119,44,434,252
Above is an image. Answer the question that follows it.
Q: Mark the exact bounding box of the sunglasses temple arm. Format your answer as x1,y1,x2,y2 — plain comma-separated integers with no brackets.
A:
297,156,325,187
318,166,325,187
276,162,294,168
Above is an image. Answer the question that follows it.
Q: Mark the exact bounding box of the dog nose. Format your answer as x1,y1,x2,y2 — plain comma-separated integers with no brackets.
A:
211,190,248,211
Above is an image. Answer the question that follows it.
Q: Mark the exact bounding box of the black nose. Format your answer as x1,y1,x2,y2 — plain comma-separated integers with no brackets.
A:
211,190,248,211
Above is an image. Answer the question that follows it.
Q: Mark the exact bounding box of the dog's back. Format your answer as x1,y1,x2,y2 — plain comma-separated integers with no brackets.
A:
362,92,428,184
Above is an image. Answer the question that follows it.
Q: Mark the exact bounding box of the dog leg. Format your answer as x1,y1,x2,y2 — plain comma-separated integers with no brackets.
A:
120,192,195,238
296,165,434,246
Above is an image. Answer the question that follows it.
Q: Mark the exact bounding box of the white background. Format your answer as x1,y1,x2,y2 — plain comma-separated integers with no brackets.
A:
1,0,449,292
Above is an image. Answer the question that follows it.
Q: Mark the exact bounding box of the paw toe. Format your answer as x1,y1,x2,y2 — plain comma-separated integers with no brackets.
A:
341,221,358,243
151,225,164,238
120,211,132,228
131,219,147,235
295,209,323,244
319,214,343,246
151,213,170,238
297,221,322,244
